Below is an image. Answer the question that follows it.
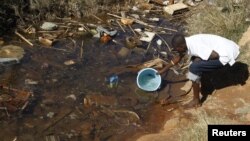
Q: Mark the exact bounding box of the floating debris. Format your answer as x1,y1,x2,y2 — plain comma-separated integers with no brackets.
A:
106,74,119,88
163,3,189,15
25,79,39,85
38,37,53,47
0,86,32,117
140,31,156,42
64,60,76,65
0,45,25,64
0,45,25,59
40,22,58,31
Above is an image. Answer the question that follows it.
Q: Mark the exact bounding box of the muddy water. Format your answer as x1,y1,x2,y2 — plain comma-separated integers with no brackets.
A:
0,19,187,141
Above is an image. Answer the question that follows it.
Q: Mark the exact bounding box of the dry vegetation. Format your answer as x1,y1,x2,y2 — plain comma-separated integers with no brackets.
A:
178,110,239,141
176,1,250,140
186,0,250,42
186,0,250,65
1,0,130,25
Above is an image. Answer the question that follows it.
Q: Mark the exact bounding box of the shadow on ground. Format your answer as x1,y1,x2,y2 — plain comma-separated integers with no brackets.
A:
201,61,249,102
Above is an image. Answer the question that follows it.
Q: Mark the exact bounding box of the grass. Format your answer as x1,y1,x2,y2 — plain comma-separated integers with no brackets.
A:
185,0,250,42
178,110,239,141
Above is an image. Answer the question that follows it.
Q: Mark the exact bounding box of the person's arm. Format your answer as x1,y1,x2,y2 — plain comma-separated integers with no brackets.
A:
209,50,219,60
158,55,182,74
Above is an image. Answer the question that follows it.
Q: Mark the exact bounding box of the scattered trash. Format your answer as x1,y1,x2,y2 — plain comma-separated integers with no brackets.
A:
40,22,58,31
140,31,156,42
65,94,77,101
130,14,140,19
45,135,60,141
38,37,53,47
0,45,25,64
132,6,139,11
94,26,117,38
121,18,134,25
47,112,55,118
105,74,119,88
64,60,76,65
100,33,112,43
163,3,189,15
149,17,160,22
78,27,85,31
156,39,162,47
25,79,39,85
186,0,198,7
0,86,32,116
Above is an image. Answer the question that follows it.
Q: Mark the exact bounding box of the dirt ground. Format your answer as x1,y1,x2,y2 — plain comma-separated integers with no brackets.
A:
135,27,250,141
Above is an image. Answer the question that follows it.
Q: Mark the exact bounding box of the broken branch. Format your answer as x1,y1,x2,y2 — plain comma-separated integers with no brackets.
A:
15,31,33,47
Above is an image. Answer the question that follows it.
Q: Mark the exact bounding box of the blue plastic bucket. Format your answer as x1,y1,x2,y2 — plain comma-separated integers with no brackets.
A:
136,68,161,91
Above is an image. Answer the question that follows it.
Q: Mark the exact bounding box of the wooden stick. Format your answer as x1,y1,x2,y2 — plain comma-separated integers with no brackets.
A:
37,30,65,33
145,39,152,54
107,13,122,19
41,110,73,133
91,14,105,22
128,25,137,36
116,20,126,32
80,40,83,59
15,31,33,47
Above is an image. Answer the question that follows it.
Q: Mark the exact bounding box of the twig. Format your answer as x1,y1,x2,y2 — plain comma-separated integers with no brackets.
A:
145,40,152,54
37,30,65,33
128,25,137,36
37,45,71,53
116,20,126,32
15,30,33,47
107,13,122,19
91,14,105,23
41,110,73,133
80,40,83,59
181,64,190,70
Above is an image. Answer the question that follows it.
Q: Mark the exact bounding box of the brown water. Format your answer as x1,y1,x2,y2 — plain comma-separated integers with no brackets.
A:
0,17,187,141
